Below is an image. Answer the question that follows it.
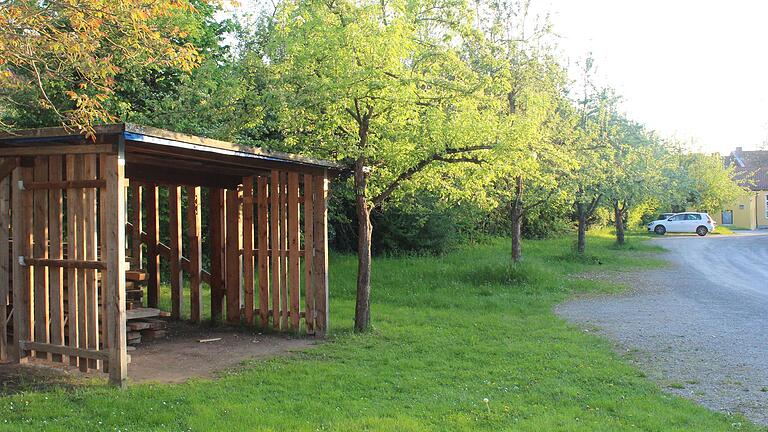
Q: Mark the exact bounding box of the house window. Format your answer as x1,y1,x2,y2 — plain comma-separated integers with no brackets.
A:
739,204,745,209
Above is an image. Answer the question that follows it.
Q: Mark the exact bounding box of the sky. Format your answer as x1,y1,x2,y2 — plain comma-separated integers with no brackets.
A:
230,0,768,154
538,0,768,154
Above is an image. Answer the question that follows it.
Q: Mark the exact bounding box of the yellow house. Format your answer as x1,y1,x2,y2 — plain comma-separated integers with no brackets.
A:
713,147,768,230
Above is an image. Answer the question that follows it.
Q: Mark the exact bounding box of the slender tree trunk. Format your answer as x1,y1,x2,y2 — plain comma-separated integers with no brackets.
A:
576,202,587,254
354,157,372,332
613,201,625,245
511,175,523,263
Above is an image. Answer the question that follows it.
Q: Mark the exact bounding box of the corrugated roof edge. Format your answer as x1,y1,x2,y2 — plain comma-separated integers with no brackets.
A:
0,123,348,173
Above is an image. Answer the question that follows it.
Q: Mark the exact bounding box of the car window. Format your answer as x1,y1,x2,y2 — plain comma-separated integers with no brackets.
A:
687,214,702,220
670,214,686,221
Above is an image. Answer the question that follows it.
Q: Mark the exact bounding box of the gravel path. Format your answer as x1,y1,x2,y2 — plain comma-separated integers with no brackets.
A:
556,232,768,425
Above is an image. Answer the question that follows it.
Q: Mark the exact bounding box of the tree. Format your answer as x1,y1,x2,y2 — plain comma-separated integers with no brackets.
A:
0,0,209,134
262,0,492,331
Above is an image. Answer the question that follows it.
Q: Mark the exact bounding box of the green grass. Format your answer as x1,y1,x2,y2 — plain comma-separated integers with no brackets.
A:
0,232,761,431
713,226,736,235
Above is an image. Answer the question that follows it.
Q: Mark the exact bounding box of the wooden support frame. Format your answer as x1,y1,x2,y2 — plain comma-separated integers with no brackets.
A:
242,177,255,325
145,185,159,308
0,174,9,360
225,188,241,324
257,176,270,328
209,188,225,323
12,165,33,362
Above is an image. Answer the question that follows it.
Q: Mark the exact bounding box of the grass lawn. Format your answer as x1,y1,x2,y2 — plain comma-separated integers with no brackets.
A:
0,232,761,431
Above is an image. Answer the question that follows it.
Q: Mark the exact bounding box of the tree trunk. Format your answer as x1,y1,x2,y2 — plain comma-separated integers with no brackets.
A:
576,202,587,254
511,175,523,263
353,158,373,333
614,201,625,245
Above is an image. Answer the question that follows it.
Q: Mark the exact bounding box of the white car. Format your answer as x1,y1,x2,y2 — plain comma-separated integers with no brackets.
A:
647,212,716,236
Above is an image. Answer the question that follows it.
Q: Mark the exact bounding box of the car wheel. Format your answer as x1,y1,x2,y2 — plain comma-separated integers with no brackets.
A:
654,225,666,235
696,226,708,236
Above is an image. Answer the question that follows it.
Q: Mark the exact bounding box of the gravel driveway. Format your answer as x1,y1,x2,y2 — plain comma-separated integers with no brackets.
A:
556,232,768,425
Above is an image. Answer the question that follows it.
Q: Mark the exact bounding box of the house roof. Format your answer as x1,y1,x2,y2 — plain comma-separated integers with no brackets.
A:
726,148,768,190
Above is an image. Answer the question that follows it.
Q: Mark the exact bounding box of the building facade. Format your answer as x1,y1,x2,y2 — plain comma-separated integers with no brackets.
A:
714,147,768,230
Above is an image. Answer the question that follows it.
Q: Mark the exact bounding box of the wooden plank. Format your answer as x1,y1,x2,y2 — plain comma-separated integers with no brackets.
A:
269,171,280,329
186,186,202,323
23,179,106,190
98,154,109,372
242,177,255,325
32,157,50,360
312,173,329,337
65,155,79,367
209,189,224,323
287,172,300,330
125,307,161,320
20,341,110,361
0,144,114,157
303,175,315,334
12,166,33,362
104,151,127,386
257,176,269,328
280,172,288,329
0,175,9,360
225,188,241,324
48,156,64,362
84,155,98,369
169,186,183,319
129,184,142,269
145,185,159,308
23,258,105,270
75,155,88,371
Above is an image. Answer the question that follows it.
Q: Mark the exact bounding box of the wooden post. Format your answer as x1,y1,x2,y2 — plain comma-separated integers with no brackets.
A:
145,185,159,308
84,155,98,369
225,188,241,324
48,156,64,362
75,156,88,371
209,188,224,323
32,157,49,360
11,166,32,362
303,175,315,334
104,150,127,387
98,155,109,373
242,177,255,325
279,172,288,329
287,172,300,330
269,171,281,329
257,177,270,328
169,186,183,319
186,186,202,323
65,155,79,367
130,184,142,269
312,172,329,336
0,175,9,361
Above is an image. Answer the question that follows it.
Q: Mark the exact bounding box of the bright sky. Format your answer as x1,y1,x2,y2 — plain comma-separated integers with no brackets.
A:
230,0,768,154
540,0,768,154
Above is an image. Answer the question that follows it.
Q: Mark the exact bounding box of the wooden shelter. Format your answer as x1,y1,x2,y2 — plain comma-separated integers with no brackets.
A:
0,123,344,386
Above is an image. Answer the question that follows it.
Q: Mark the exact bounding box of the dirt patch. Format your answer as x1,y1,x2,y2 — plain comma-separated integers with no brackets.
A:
128,322,317,384
0,323,319,389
